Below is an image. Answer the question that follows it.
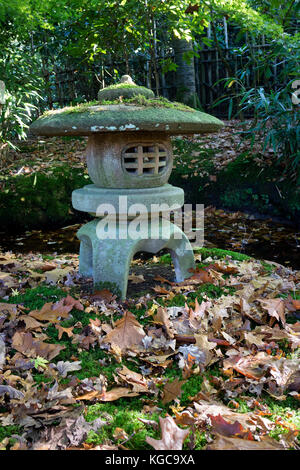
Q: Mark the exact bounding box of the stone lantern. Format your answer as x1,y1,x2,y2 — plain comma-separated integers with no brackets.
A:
30,76,223,298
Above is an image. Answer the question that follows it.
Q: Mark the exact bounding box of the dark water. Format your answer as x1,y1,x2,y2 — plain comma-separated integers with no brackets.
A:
0,210,299,269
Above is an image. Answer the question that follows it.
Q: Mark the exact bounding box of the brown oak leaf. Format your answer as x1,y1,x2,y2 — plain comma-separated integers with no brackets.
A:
146,416,190,450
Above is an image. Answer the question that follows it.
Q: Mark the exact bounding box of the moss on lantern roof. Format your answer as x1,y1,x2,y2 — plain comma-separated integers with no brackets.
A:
98,83,155,101
43,95,196,117
30,99,224,137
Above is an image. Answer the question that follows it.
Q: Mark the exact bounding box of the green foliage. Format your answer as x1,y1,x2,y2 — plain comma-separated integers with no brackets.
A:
180,374,203,406
158,253,172,265
239,84,299,179
216,34,300,181
94,281,121,298
0,43,43,152
211,0,284,38
199,151,300,220
34,356,49,370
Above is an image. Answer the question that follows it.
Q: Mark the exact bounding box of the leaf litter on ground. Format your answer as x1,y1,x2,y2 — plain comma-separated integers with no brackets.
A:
0,246,299,450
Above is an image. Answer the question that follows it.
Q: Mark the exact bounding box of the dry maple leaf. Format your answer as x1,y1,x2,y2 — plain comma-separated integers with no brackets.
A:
76,387,139,402
116,365,149,393
12,331,65,360
60,295,84,311
55,325,74,340
0,272,17,289
0,303,20,321
44,267,73,284
29,302,72,323
146,416,190,450
206,434,285,450
29,295,83,323
194,333,217,367
103,311,145,353
223,352,274,380
193,398,274,434
18,315,44,331
152,285,170,295
90,289,116,303
153,275,174,286
188,299,211,330
243,331,266,348
258,298,286,325
211,262,239,274
291,299,300,310
161,377,185,405
268,358,300,395
208,414,253,439
185,266,217,285
142,351,176,368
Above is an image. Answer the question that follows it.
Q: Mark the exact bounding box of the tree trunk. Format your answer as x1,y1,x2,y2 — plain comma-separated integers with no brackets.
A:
173,37,197,107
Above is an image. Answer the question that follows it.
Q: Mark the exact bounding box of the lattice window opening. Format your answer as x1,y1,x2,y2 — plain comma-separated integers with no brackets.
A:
123,144,168,176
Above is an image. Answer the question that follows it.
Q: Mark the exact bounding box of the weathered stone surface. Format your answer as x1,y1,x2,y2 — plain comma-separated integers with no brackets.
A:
85,132,173,188
72,184,184,216
77,218,195,299
30,104,224,136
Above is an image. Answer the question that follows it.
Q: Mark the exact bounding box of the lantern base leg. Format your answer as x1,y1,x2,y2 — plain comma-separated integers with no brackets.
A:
76,218,195,300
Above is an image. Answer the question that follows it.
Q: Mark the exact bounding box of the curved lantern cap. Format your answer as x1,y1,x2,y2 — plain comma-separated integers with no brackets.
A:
97,74,155,101
30,75,224,137
30,104,223,136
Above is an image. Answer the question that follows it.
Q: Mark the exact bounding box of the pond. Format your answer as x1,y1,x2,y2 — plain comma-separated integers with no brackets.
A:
1,208,299,270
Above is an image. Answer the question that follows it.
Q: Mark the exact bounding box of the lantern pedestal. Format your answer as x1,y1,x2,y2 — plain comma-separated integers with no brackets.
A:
72,184,195,299
76,218,195,300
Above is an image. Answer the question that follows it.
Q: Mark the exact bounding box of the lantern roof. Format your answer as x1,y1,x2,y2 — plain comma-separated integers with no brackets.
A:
30,75,223,136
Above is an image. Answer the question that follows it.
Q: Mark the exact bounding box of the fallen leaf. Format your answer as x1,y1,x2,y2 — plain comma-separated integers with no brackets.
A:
258,298,286,325
128,273,145,284
146,416,190,450
206,433,285,450
153,307,175,338
161,377,185,405
12,331,65,360
103,311,146,353
209,414,253,439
